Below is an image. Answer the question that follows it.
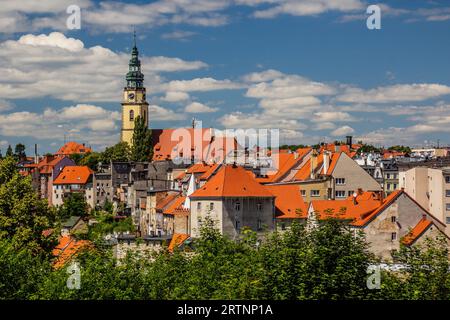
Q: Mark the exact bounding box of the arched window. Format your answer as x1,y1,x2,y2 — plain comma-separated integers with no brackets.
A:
129,110,134,121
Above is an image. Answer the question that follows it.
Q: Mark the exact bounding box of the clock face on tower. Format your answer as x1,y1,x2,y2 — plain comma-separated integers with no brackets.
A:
128,93,135,100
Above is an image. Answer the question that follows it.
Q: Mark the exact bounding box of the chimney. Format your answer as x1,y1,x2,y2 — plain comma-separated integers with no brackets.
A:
352,193,358,205
310,152,317,179
346,135,353,147
34,144,38,164
323,151,329,174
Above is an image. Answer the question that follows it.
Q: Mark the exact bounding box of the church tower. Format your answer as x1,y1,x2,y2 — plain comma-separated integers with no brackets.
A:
121,32,149,146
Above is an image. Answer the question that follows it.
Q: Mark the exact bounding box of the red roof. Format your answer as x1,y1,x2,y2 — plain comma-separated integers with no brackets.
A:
266,184,308,219
190,165,274,198
186,163,220,181
256,148,311,183
52,235,91,269
53,166,93,185
56,141,92,155
292,151,342,181
311,191,383,222
164,195,188,215
168,233,190,253
151,128,238,162
401,218,433,246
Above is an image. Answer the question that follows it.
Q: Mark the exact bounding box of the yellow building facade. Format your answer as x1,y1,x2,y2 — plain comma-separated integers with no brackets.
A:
121,35,149,146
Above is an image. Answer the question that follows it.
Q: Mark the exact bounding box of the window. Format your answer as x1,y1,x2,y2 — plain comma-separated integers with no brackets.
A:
446,190,450,197
300,189,306,197
197,202,201,210
235,202,241,211
235,220,240,230
281,223,286,231
209,202,214,211
446,176,450,184
336,178,345,185
348,190,354,197
335,190,346,198
446,217,450,224
257,203,263,211
391,216,397,223
311,190,320,197
387,183,391,190
257,219,263,231
391,232,397,241
446,203,450,211
393,184,397,190
129,110,134,121
386,173,391,179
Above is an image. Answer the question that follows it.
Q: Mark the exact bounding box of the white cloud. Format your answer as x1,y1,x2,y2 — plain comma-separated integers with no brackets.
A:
243,69,285,83
163,77,242,92
331,125,354,137
313,111,356,122
0,99,14,112
337,84,450,103
149,105,186,121
185,102,218,113
18,32,84,52
0,104,120,147
251,0,364,19
161,91,190,102
0,32,208,102
314,122,336,130
161,30,197,40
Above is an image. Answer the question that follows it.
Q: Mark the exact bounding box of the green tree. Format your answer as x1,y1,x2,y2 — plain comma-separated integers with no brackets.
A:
0,239,52,299
0,157,57,254
6,145,13,158
388,145,411,153
14,143,26,161
131,116,152,162
378,237,450,300
100,142,131,163
260,220,373,299
57,192,89,220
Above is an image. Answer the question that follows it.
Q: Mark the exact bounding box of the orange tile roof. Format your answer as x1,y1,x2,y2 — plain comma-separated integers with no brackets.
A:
156,192,180,211
56,141,92,155
186,163,220,181
351,190,403,227
164,196,187,215
53,166,93,185
52,235,91,269
151,128,238,162
266,184,308,219
190,165,274,198
291,151,342,181
401,218,433,246
256,148,311,183
168,233,190,253
310,190,393,223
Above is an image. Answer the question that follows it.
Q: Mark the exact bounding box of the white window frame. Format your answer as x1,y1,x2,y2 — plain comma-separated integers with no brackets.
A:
335,190,346,198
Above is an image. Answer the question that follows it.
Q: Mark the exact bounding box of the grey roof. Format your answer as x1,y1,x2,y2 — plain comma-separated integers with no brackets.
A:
62,216,82,228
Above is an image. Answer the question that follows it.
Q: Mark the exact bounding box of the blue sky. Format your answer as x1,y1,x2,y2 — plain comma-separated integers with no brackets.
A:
1,0,450,155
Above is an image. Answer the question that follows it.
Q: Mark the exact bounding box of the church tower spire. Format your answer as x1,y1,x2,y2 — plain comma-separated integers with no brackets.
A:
121,30,149,146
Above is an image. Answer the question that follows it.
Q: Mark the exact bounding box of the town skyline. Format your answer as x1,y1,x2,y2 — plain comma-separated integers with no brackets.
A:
1,0,450,154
